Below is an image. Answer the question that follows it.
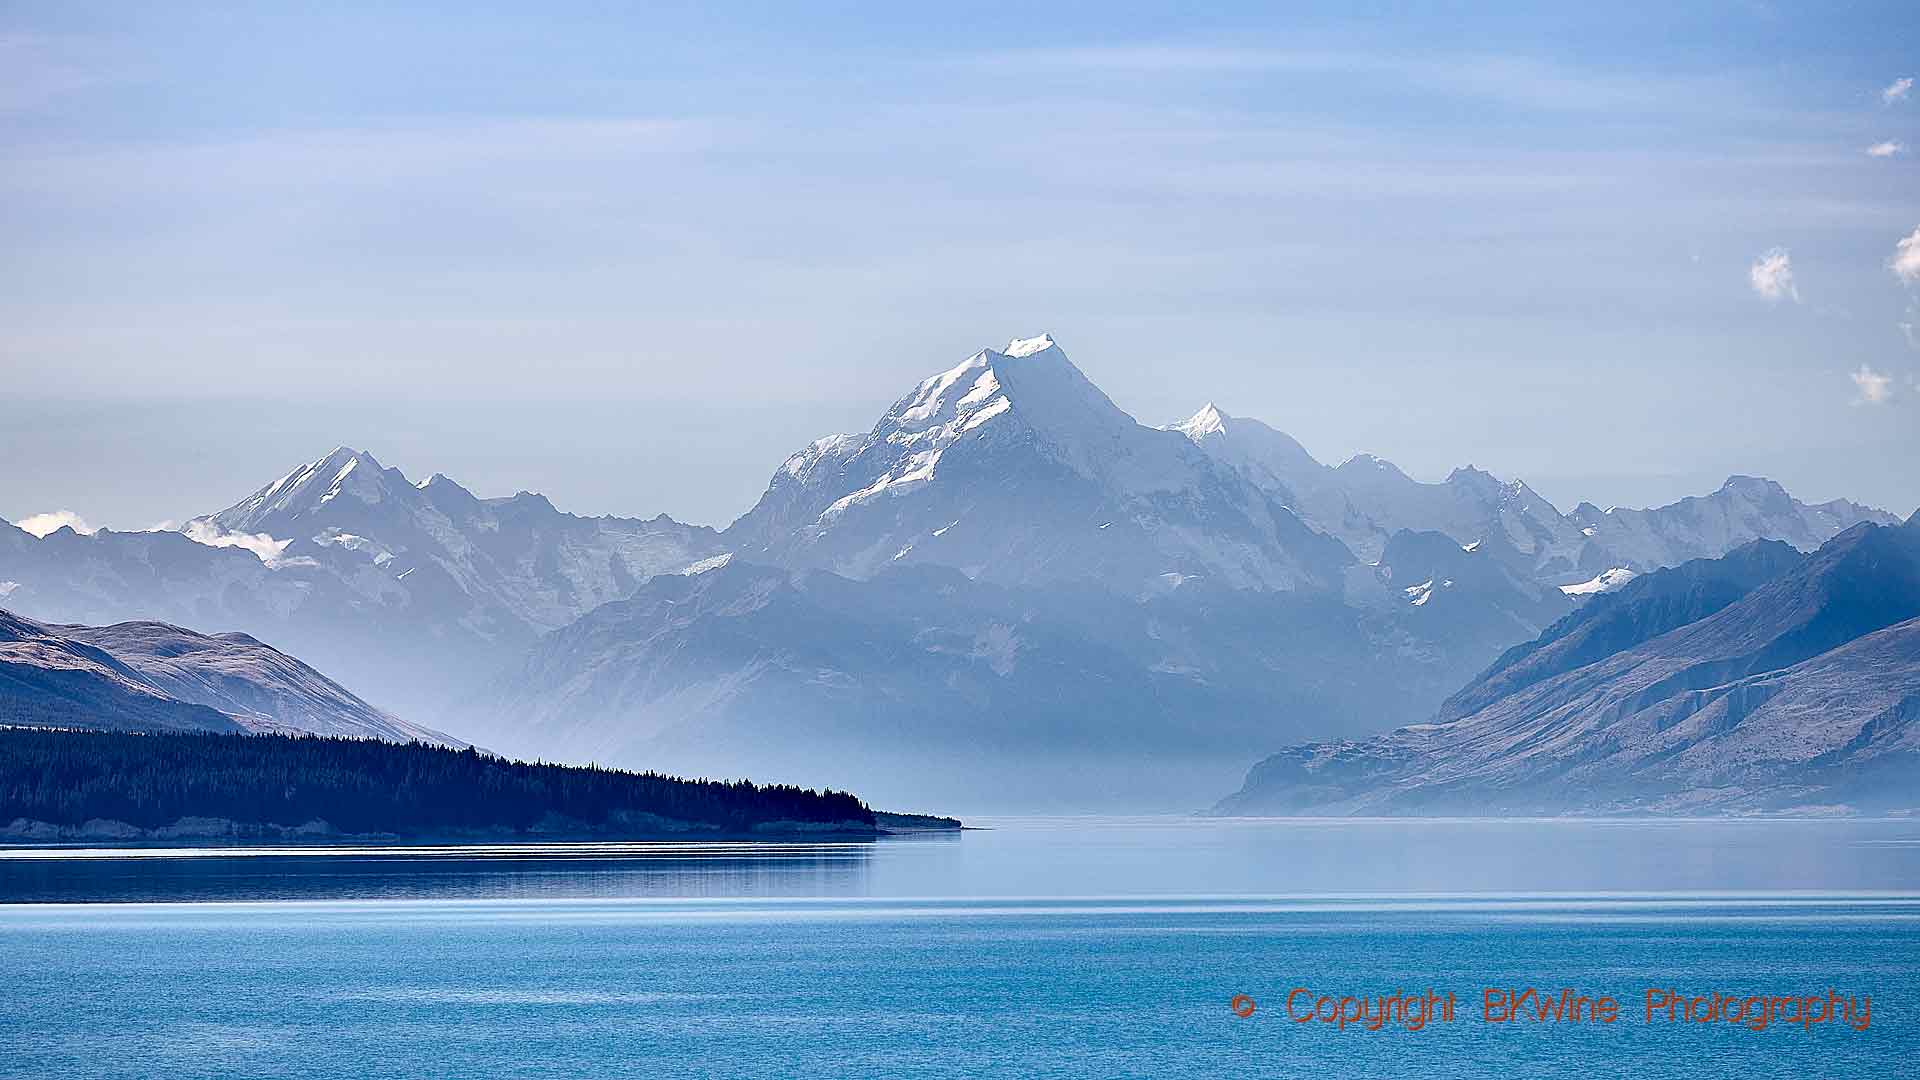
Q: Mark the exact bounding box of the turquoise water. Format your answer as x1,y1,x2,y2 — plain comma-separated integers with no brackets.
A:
2,818,1917,1078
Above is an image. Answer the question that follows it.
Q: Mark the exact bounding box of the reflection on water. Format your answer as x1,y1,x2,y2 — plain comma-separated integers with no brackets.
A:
3,821,1920,1079
0,839,899,903
4,817,1920,904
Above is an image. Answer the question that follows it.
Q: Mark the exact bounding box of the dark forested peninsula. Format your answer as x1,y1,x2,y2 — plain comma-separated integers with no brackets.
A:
0,728,945,842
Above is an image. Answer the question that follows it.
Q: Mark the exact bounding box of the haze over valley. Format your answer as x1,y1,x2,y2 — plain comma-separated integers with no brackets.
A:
5,335,1907,811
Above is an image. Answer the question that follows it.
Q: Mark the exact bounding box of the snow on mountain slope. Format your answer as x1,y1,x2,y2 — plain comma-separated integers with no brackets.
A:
1,520,309,632
1347,460,1591,580
1366,528,1573,640
1,451,725,724
726,336,1353,592
195,447,726,634
1570,476,1897,573
1168,404,1324,495
1559,568,1636,596
7,336,1908,808
1164,405,1382,559
1438,539,1807,723
1172,406,1896,585
1167,405,1588,576
1217,515,1920,815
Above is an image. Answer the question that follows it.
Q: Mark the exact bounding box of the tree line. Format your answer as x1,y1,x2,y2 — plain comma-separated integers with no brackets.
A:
0,728,874,835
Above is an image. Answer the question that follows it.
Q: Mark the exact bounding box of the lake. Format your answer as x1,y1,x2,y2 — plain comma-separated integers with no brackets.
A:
2,817,1917,1078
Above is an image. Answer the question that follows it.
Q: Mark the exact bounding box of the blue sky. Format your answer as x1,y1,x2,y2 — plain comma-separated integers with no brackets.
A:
3,2,1917,529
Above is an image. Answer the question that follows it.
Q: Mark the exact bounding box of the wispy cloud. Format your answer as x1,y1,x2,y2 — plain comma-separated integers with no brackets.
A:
181,519,292,564
955,45,1698,112
1893,227,1920,285
2,117,711,201
1866,140,1904,158
1884,76,1914,105
1851,365,1894,404
12,509,94,537
1749,248,1799,302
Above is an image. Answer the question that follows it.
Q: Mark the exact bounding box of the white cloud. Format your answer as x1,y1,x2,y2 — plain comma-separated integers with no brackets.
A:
1866,141,1904,158
181,519,292,563
12,509,94,537
1884,76,1914,105
1891,227,1920,285
1748,248,1798,302
1850,365,1894,405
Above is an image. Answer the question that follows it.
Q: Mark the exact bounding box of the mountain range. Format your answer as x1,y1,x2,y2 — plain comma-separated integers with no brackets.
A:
1,449,723,719
1166,403,1894,585
725,334,1353,593
467,557,1550,809
1216,515,1920,815
2,334,1905,809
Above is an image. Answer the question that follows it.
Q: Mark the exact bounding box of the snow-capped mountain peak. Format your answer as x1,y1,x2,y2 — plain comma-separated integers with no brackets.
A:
204,446,408,533
725,335,1354,590
869,332,1177,495
180,444,727,635
1571,475,1897,572
1720,473,1783,493
1002,332,1058,357
888,350,1006,438
1164,405,1329,506
1336,453,1406,477
1171,403,1231,439
1716,474,1792,506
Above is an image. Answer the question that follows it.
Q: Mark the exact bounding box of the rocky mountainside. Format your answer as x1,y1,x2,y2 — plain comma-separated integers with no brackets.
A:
1362,527,1576,648
1,608,238,734
4,333,1905,811
2,607,459,744
1216,514,1920,815
1437,538,1807,722
725,335,1352,594
470,554,1542,810
1569,475,1896,573
195,447,724,633
1170,405,1591,578
0,449,723,719
463,337,1594,807
1169,405,1893,584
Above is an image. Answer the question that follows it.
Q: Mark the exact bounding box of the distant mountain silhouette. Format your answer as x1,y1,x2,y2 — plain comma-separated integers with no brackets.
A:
1219,514,1920,815
2,334,1903,809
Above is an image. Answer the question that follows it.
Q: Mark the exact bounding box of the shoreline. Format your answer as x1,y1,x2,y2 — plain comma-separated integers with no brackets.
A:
0,810,963,849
